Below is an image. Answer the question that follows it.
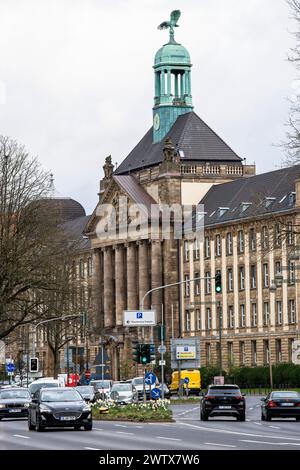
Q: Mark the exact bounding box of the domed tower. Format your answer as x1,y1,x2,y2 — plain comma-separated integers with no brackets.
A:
153,10,193,143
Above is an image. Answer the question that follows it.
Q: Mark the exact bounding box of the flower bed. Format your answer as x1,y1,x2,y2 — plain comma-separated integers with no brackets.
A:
91,399,173,422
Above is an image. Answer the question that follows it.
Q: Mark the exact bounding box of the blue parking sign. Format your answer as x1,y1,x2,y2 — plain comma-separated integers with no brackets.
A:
136,312,143,319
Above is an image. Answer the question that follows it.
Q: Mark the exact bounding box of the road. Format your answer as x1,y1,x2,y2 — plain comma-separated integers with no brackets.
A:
1,396,300,450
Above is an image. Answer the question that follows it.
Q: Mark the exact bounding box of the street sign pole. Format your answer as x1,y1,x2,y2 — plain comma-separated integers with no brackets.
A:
161,304,165,400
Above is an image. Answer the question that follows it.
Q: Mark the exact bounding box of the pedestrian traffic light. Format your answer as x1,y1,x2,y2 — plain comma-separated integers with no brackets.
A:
132,342,141,363
140,344,151,365
29,357,39,373
215,272,222,293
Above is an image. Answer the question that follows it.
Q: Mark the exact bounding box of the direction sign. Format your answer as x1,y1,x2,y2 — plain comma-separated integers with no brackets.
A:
183,377,189,384
6,363,15,373
159,360,166,366
158,345,166,355
123,310,156,327
145,372,156,386
151,387,161,400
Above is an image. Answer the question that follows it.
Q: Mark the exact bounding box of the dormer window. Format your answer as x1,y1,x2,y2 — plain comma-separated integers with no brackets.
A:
288,192,296,207
240,202,252,213
265,197,276,208
217,207,229,218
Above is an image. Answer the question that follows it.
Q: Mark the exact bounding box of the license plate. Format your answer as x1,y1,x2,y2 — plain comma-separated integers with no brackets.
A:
9,409,22,413
219,406,231,409
60,416,76,421
281,403,294,407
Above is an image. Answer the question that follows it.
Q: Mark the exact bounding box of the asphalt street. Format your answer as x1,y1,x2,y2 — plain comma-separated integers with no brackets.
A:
1,396,300,450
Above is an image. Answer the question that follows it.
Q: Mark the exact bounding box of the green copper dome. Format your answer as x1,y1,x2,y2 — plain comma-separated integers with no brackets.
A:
154,42,191,67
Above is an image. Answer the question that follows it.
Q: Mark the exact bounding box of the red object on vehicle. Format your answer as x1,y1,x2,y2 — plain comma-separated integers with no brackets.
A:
66,373,80,387
85,371,91,380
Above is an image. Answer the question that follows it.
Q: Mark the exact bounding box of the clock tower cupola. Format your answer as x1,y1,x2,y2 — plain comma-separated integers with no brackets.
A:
153,10,193,143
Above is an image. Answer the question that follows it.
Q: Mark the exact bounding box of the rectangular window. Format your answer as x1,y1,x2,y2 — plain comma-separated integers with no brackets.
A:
240,342,246,366
228,305,234,329
275,260,281,275
216,234,221,257
263,302,270,326
226,232,233,255
195,272,200,296
275,223,281,247
205,272,211,294
88,288,92,309
249,228,256,251
251,340,257,365
289,260,295,284
287,222,294,245
206,343,211,365
196,309,201,331
87,257,93,277
239,266,245,290
250,265,257,289
263,263,269,287
227,342,233,367
251,303,257,327
276,339,282,363
240,304,246,328
227,268,233,292
276,300,283,325
206,308,212,330
264,340,270,365
184,241,189,262
238,230,244,253
79,259,85,278
289,299,296,324
194,238,200,260
184,274,190,297
186,310,191,332
262,226,269,249
205,236,210,259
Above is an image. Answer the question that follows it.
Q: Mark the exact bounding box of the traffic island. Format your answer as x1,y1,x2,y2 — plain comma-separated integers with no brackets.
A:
91,399,173,422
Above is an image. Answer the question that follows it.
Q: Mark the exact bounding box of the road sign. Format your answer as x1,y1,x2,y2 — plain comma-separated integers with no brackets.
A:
123,310,156,326
214,376,225,385
176,345,196,360
145,372,156,386
171,338,200,369
159,360,166,366
158,345,166,355
151,387,161,400
183,377,189,384
5,363,15,373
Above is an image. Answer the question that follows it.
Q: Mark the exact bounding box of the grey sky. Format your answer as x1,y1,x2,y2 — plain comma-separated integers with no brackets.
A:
0,0,296,213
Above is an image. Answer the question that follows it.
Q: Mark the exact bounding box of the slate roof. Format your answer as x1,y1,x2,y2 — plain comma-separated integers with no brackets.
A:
61,215,91,251
194,165,300,229
38,197,86,222
115,111,242,175
113,175,157,213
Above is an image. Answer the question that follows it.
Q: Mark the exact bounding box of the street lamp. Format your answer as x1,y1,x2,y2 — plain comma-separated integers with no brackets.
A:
268,282,278,390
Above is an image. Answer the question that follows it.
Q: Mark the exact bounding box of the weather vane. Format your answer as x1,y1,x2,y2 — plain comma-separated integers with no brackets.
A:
158,10,181,43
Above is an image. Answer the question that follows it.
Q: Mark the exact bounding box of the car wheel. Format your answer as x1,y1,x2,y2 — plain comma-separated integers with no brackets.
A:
237,414,246,422
265,413,271,422
296,417,300,421
35,418,44,432
84,422,93,431
28,415,35,430
201,412,208,421
0,417,2,421
74,425,81,430
261,412,265,421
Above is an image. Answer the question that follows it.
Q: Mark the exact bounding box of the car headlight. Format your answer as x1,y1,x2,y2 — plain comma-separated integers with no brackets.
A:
39,404,51,413
82,404,91,412
0,404,6,409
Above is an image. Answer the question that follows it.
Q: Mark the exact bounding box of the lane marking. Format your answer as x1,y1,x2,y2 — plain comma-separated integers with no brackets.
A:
177,421,300,442
116,431,134,435
114,424,128,428
269,426,280,429
13,434,30,439
205,442,236,448
240,439,300,447
84,447,102,450
94,427,103,431
254,422,262,426
156,436,181,441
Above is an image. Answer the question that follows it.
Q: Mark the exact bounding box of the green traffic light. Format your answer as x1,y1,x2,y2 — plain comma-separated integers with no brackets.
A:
216,286,222,293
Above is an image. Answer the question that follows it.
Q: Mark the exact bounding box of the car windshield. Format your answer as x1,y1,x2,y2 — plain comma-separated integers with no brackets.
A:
0,390,30,399
208,387,240,395
112,384,131,392
91,381,111,389
41,389,82,402
132,378,143,385
29,382,58,394
272,392,300,398
76,386,93,394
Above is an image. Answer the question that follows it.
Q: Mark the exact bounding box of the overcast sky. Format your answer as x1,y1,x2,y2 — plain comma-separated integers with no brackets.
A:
0,0,296,213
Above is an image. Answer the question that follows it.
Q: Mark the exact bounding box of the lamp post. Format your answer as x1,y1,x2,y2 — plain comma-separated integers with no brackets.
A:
269,283,278,391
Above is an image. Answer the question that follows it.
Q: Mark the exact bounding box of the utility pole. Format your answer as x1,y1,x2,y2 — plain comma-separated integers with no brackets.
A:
218,300,223,376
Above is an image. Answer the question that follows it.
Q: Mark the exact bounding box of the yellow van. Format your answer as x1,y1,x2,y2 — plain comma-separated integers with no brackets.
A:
169,369,201,395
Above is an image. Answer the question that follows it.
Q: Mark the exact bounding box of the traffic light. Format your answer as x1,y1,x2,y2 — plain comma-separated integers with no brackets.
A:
29,357,39,373
150,344,156,363
215,272,222,293
132,342,141,363
140,344,151,365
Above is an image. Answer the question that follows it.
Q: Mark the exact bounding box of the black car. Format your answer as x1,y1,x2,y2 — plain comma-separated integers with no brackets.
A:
0,387,31,419
28,387,92,431
75,385,100,403
261,391,300,421
201,385,246,421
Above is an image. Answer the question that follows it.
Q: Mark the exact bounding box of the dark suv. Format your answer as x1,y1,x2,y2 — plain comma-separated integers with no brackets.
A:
201,384,246,421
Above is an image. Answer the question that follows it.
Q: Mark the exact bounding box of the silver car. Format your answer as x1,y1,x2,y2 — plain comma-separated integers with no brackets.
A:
110,382,138,405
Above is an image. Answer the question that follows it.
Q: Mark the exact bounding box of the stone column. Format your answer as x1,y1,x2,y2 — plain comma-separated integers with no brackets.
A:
115,245,125,326
127,243,138,310
151,241,162,322
174,73,179,97
181,72,185,96
167,68,171,96
161,70,165,95
92,249,102,331
103,247,114,328
138,241,150,309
